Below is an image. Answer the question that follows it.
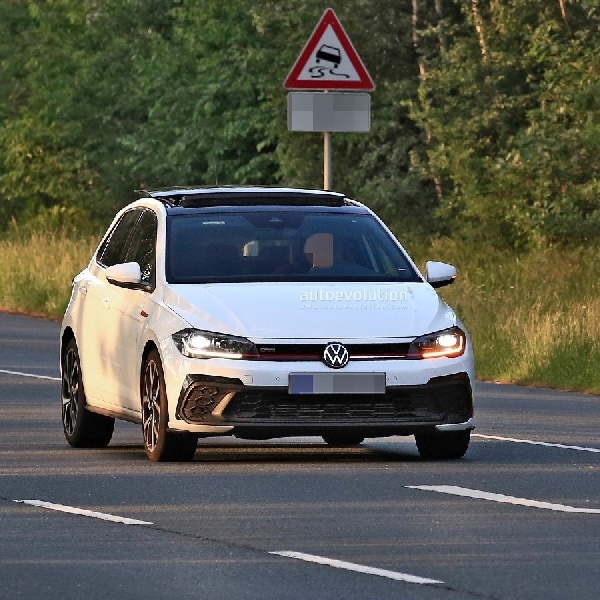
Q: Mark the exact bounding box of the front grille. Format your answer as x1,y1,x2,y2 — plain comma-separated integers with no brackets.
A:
222,391,445,422
254,342,412,361
177,373,472,426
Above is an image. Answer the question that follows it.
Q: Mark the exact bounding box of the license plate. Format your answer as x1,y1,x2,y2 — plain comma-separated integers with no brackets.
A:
288,373,386,395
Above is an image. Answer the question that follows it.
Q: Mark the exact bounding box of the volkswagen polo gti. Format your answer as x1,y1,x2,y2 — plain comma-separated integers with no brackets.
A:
60,187,474,461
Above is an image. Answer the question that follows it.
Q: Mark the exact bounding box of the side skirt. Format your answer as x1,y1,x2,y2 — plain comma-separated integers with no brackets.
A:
86,403,142,425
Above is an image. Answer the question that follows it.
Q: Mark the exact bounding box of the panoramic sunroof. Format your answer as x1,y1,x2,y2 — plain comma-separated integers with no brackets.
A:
138,187,347,208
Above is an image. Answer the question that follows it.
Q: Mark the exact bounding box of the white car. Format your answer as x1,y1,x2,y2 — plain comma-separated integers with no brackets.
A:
60,187,474,462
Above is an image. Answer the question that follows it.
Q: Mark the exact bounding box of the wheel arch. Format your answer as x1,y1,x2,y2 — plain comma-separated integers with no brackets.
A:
61,327,75,366
140,340,159,403
141,339,159,367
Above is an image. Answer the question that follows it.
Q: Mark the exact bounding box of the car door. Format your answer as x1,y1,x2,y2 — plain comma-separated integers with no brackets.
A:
79,209,143,407
113,209,158,409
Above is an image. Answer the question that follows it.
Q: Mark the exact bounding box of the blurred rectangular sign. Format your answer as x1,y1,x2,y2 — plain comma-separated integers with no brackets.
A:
287,92,370,132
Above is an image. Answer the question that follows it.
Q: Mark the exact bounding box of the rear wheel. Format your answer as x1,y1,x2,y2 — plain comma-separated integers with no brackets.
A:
61,338,114,448
322,433,365,447
141,349,197,462
415,430,470,460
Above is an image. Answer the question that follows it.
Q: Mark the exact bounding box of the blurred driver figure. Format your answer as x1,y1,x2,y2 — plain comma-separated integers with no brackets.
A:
304,233,334,269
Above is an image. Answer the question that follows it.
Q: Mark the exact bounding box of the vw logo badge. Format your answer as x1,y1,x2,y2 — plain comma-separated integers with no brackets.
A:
322,342,349,369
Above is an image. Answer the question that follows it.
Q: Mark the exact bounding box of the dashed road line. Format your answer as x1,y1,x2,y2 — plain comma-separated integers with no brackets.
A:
0,369,60,382
472,433,600,453
269,551,443,585
406,485,600,514
14,500,153,525
15,499,443,586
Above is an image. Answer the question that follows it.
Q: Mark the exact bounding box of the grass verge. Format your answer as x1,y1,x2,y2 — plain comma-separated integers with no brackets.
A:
410,239,600,394
0,232,98,318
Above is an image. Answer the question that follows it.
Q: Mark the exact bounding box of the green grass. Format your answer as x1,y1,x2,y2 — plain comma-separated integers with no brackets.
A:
409,239,600,394
0,231,598,394
0,232,98,318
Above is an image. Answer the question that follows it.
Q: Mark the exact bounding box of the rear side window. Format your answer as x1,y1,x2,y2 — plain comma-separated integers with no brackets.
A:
97,209,142,267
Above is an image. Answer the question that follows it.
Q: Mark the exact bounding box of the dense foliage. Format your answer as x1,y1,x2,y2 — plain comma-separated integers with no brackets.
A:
1,0,599,246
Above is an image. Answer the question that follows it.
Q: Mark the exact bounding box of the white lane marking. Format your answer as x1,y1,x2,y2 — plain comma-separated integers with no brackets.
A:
406,486,600,514
473,433,600,454
14,500,153,525
269,551,443,585
0,369,60,382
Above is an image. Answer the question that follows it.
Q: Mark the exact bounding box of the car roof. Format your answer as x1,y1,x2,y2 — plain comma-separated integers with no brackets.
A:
137,186,350,209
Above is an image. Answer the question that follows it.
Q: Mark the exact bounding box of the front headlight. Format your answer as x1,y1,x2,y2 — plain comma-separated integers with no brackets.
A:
408,326,466,359
172,329,258,359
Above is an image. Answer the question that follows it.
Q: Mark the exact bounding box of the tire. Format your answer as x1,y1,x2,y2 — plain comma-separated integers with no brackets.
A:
415,430,470,460
61,338,114,448
322,433,365,447
141,349,197,462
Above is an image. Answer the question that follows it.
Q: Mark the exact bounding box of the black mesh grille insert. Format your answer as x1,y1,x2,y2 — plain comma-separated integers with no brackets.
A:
222,380,471,424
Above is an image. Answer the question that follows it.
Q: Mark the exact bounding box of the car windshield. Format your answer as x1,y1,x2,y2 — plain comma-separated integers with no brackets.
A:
166,209,421,283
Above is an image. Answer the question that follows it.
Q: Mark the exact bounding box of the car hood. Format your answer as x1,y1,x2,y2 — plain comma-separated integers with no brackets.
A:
163,282,456,341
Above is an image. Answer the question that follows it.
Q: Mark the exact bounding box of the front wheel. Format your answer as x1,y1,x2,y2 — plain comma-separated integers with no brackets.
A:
141,349,197,462
61,338,114,448
415,430,470,460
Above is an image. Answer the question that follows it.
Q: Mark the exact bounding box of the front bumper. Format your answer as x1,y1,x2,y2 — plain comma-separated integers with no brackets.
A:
160,332,475,438
171,371,473,439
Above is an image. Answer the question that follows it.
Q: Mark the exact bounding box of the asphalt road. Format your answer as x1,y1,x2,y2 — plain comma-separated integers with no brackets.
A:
0,312,598,600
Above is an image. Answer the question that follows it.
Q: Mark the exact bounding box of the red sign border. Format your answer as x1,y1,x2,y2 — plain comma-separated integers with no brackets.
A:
283,8,375,91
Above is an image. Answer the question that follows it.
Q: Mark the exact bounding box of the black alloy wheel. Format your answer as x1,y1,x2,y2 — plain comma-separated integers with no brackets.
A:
61,338,114,448
415,429,471,459
141,349,197,462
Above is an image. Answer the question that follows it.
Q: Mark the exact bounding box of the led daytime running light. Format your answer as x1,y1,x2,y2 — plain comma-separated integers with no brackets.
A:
183,338,244,360
173,329,257,359
409,327,466,359
420,335,464,359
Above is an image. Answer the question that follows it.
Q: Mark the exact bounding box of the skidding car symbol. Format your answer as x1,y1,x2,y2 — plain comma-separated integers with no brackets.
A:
315,45,341,68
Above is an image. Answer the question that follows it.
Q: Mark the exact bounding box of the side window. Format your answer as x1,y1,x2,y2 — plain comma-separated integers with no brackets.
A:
123,210,158,286
97,209,142,268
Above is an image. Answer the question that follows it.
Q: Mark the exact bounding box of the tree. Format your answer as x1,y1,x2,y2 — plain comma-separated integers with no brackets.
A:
1,0,598,246
416,0,600,246
120,0,278,188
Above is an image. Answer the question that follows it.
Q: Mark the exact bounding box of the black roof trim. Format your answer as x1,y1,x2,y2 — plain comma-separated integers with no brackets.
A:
136,186,348,208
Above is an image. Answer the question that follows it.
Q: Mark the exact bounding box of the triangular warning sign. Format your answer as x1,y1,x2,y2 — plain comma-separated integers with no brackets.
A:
284,8,375,91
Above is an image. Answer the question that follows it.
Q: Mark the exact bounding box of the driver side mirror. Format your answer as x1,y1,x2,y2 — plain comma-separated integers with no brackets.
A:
425,261,457,289
105,262,153,292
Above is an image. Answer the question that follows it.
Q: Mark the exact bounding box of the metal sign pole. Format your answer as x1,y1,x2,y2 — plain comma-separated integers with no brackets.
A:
324,130,332,190
284,9,374,191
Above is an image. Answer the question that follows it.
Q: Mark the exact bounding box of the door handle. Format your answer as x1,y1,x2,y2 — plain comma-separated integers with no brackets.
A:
78,285,88,296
